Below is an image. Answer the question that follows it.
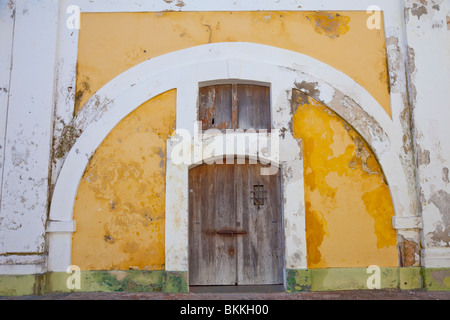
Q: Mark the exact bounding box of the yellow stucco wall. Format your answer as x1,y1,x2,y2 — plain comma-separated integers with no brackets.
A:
71,89,176,270
292,93,398,269
75,11,391,117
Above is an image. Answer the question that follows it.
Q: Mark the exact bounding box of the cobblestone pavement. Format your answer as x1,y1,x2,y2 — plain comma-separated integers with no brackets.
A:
2,289,450,300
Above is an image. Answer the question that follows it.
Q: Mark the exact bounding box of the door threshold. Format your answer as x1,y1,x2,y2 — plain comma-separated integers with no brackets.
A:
189,284,285,293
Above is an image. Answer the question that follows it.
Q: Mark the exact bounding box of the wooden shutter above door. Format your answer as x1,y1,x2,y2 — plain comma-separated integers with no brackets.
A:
198,83,271,131
198,84,233,130
237,84,271,131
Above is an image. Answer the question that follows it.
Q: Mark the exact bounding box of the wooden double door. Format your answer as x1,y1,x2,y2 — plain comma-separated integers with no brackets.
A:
189,162,284,286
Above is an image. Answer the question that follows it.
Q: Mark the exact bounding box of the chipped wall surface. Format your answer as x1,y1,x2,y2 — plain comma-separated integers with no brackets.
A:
71,90,176,270
293,94,398,268
0,0,58,264
0,1,14,202
403,0,450,267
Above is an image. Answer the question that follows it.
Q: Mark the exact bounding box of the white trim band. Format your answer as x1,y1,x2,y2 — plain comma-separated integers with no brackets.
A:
46,220,76,233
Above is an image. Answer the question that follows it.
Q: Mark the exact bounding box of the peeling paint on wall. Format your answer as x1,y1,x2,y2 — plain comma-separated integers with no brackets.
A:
398,235,420,267
71,89,176,270
443,167,449,184
411,2,428,20
428,190,450,246
417,145,431,166
409,0,444,22
292,92,398,268
53,125,82,159
74,73,92,113
305,12,350,39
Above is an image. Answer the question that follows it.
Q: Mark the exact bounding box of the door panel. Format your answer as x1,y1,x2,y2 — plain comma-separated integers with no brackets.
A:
236,163,283,285
189,162,283,286
189,163,236,285
237,84,271,131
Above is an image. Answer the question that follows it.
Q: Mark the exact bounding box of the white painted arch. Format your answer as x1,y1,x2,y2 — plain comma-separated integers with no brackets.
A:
47,42,412,272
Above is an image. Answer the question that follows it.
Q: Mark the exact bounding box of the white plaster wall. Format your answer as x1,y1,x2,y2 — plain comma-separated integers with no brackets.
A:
0,0,59,273
0,0,15,208
404,0,450,267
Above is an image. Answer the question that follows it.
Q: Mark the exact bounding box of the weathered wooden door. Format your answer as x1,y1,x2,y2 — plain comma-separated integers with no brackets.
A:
189,162,283,286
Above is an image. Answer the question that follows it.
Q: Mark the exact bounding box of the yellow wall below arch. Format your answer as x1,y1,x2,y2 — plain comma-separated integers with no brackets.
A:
71,89,176,270
292,92,398,269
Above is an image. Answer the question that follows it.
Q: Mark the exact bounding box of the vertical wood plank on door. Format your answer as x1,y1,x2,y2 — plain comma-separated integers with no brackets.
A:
237,85,271,131
263,164,284,284
213,164,237,285
236,163,283,285
232,83,238,129
198,85,232,130
189,163,237,285
188,165,203,285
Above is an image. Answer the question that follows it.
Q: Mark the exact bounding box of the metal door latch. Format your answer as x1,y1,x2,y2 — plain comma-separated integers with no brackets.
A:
216,229,248,236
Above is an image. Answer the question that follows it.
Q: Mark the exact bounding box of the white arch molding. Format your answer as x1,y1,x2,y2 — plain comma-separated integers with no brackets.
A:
46,42,412,273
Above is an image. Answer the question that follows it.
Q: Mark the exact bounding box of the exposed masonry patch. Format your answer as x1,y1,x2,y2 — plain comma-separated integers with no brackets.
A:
11,145,30,167
385,36,402,92
53,124,82,160
175,0,185,7
406,46,417,103
158,147,165,169
305,12,350,39
398,235,420,267
409,0,443,21
293,81,320,104
411,2,428,20
75,76,91,113
78,94,113,127
428,190,450,246
349,136,380,176
417,146,430,166
331,91,389,153
443,167,449,183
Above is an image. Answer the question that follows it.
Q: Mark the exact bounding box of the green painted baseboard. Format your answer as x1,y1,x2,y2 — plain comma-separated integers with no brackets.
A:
0,274,44,296
286,269,311,292
286,267,427,292
0,270,188,296
1,267,449,296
